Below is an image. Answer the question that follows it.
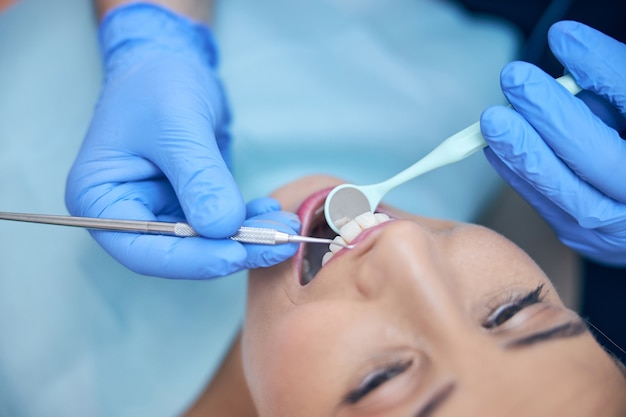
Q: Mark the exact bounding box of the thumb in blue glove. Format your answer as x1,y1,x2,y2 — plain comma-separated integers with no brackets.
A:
65,4,299,278
480,21,626,267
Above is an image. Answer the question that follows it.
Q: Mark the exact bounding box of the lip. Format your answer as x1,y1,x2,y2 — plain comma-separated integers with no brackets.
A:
293,188,395,285
293,187,334,285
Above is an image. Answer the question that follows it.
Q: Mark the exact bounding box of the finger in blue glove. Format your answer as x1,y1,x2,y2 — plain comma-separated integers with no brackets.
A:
241,197,302,269
65,4,250,279
481,28,626,267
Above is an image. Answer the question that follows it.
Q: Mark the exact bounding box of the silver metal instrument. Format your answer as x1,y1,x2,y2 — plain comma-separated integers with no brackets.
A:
0,211,351,248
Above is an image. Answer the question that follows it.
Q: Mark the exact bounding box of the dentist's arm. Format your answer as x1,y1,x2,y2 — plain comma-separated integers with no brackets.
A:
480,21,626,267
65,1,299,279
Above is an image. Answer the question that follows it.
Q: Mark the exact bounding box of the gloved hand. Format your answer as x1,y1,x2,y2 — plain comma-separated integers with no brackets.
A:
480,21,626,267
65,4,299,279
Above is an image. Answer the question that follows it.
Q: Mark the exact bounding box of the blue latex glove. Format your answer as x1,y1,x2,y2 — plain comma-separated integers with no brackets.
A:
480,21,626,267
65,4,299,279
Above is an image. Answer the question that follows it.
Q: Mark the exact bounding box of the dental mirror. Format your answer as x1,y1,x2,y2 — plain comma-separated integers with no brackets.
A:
324,74,583,233
324,121,486,233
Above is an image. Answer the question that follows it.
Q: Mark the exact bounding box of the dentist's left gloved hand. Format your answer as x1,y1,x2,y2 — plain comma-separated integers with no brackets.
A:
66,4,299,279
480,21,626,267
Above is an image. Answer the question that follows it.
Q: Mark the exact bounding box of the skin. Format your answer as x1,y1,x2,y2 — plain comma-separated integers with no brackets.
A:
239,175,626,417
95,0,213,21
0,0,15,12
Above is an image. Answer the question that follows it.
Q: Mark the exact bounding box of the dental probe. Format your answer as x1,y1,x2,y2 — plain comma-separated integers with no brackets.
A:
231,227,352,248
0,212,351,248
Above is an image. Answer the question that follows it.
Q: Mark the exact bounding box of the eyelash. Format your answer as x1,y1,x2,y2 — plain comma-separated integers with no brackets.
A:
344,359,413,404
344,285,546,404
482,284,546,329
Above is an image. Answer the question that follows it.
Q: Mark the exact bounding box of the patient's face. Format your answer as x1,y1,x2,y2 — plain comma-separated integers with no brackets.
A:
242,176,626,417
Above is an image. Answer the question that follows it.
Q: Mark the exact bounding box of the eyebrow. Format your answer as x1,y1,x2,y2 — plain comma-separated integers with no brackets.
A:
413,382,456,417
504,319,588,349
403,320,587,417
400,319,589,417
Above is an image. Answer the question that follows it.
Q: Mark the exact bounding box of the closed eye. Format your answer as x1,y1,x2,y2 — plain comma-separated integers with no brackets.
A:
482,285,545,329
344,360,413,404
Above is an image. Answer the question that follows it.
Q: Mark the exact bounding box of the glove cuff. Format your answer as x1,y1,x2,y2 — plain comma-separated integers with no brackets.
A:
99,3,219,73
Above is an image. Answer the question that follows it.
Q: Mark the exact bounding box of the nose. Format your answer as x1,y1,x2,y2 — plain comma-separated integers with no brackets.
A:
352,220,440,296
361,220,461,302
313,219,465,327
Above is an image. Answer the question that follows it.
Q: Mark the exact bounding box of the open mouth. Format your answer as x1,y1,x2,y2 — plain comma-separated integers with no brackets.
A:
295,188,336,285
295,188,392,286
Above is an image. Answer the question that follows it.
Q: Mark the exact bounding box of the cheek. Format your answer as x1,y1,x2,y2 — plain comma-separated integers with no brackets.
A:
446,227,558,300
243,303,355,414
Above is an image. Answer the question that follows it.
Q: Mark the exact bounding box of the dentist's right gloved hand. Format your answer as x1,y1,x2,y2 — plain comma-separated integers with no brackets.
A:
66,4,299,279
480,21,626,267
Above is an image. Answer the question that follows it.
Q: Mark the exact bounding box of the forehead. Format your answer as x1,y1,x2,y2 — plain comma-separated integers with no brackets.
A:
439,340,626,416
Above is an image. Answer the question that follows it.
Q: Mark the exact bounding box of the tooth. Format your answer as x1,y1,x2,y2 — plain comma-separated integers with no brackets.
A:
302,258,310,275
329,236,348,253
321,211,393,270
322,251,333,266
374,213,390,223
355,211,377,229
339,220,362,243
334,216,352,229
